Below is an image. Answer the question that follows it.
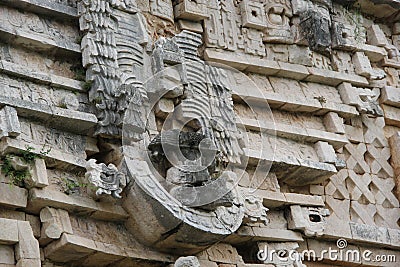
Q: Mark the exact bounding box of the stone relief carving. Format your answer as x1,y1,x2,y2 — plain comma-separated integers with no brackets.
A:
338,82,383,116
296,0,332,56
147,30,243,210
150,0,174,22
174,0,208,21
0,5,79,45
263,0,293,43
287,205,330,237
119,30,245,252
240,0,268,30
78,0,147,138
85,159,127,198
243,195,269,225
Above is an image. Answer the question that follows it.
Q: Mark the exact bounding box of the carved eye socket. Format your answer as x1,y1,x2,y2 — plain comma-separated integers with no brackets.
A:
251,10,258,17
342,32,348,39
309,214,322,222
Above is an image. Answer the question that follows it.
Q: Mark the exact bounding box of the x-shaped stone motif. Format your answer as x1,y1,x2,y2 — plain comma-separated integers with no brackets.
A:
366,145,394,179
344,143,370,174
346,170,375,204
350,201,376,225
370,174,399,208
362,115,388,147
325,169,349,199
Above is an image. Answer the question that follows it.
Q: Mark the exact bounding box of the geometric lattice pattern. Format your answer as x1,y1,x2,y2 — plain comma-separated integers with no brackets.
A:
325,115,400,229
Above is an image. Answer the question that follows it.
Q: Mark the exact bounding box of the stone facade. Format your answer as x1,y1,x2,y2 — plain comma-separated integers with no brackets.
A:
0,0,399,266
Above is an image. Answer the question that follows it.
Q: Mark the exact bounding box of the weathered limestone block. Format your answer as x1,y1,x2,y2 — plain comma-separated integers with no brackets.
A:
26,214,40,239
0,182,28,209
15,221,40,264
338,82,383,116
40,207,73,244
174,0,208,21
286,205,330,237
174,256,200,267
27,187,128,221
323,112,345,134
314,141,337,164
367,25,389,47
0,244,14,264
288,45,312,66
382,104,400,127
44,233,173,264
381,85,400,108
352,52,385,80
359,44,387,62
0,106,20,139
0,218,18,244
350,222,391,245
0,208,25,221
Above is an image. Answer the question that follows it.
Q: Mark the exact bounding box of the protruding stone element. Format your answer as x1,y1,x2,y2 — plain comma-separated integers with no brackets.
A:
0,183,27,209
6,156,48,188
243,195,269,225
174,0,208,21
287,205,330,237
352,52,385,80
263,0,293,43
85,159,127,198
381,85,400,108
298,0,332,56
314,141,336,164
324,112,345,134
174,256,200,267
40,207,73,242
257,242,306,267
15,221,40,265
338,82,383,116
240,0,267,30
0,106,21,139
367,25,388,47
79,0,148,138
